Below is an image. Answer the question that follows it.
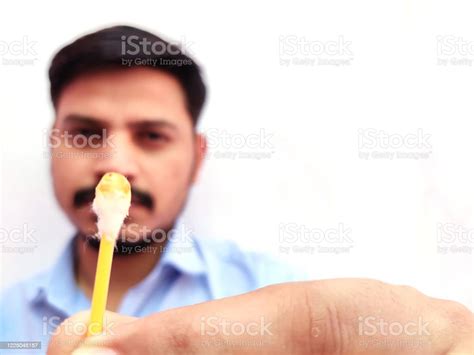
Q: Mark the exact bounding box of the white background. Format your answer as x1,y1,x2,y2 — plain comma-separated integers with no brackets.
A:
0,0,473,310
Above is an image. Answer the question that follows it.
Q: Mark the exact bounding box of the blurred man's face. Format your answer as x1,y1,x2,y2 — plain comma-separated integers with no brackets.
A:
50,67,206,241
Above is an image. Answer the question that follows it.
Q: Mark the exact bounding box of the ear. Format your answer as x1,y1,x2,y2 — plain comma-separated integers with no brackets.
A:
191,133,207,183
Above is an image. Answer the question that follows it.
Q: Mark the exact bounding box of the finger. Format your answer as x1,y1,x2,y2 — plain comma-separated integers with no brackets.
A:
47,311,136,355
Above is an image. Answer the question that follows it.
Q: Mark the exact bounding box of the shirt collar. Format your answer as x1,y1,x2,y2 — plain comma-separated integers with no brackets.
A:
27,238,82,315
27,221,208,313
158,221,208,276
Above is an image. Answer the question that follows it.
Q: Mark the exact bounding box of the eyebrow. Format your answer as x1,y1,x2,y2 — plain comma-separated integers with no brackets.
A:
62,114,109,127
62,114,178,131
128,120,178,131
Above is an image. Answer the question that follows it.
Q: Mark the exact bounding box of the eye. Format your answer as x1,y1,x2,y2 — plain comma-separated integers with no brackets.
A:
71,127,102,138
138,130,166,141
144,131,161,140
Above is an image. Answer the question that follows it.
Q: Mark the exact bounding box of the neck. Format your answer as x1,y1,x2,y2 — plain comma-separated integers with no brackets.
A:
74,234,164,311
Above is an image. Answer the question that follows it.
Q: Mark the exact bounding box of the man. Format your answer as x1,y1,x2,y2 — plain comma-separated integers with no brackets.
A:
0,25,303,351
1,25,473,354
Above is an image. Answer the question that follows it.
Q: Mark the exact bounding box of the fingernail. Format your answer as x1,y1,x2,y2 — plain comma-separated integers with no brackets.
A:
72,347,118,355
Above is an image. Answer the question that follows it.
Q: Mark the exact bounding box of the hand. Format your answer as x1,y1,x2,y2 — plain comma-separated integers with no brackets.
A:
47,311,137,354
47,279,473,354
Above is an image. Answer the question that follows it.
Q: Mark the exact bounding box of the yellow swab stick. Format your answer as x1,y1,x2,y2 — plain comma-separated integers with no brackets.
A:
88,172,131,336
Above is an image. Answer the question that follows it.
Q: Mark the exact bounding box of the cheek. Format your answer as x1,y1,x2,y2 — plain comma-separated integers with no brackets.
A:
51,155,87,181
51,159,72,209
155,158,192,187
50,155,93,205
144,145,194,195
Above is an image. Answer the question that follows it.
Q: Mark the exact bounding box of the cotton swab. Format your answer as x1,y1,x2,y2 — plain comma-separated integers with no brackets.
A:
87,172,131,336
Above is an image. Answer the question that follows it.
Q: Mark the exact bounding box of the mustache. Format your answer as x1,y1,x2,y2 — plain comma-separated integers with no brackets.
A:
73,186,154,210
81,234,158,256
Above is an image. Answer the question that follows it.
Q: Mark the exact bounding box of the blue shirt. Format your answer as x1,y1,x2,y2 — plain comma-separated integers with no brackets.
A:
0,228,305,354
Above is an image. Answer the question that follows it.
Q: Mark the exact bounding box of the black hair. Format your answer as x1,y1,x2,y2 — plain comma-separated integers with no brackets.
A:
49,25,206,125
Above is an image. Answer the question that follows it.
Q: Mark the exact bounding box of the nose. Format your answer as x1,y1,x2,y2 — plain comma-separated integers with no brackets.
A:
93,132,139,184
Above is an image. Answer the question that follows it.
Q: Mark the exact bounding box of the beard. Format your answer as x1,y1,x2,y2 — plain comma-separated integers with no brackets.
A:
71,167,196,257
76,220,176,257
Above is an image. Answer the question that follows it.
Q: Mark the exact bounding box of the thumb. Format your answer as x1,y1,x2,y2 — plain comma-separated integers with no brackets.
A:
47,310,136,355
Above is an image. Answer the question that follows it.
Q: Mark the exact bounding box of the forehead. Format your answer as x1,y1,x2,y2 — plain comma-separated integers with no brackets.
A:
55,67,191,128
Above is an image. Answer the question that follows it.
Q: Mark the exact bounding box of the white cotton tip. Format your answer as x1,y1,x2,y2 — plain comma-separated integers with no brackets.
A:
92,172,131,241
